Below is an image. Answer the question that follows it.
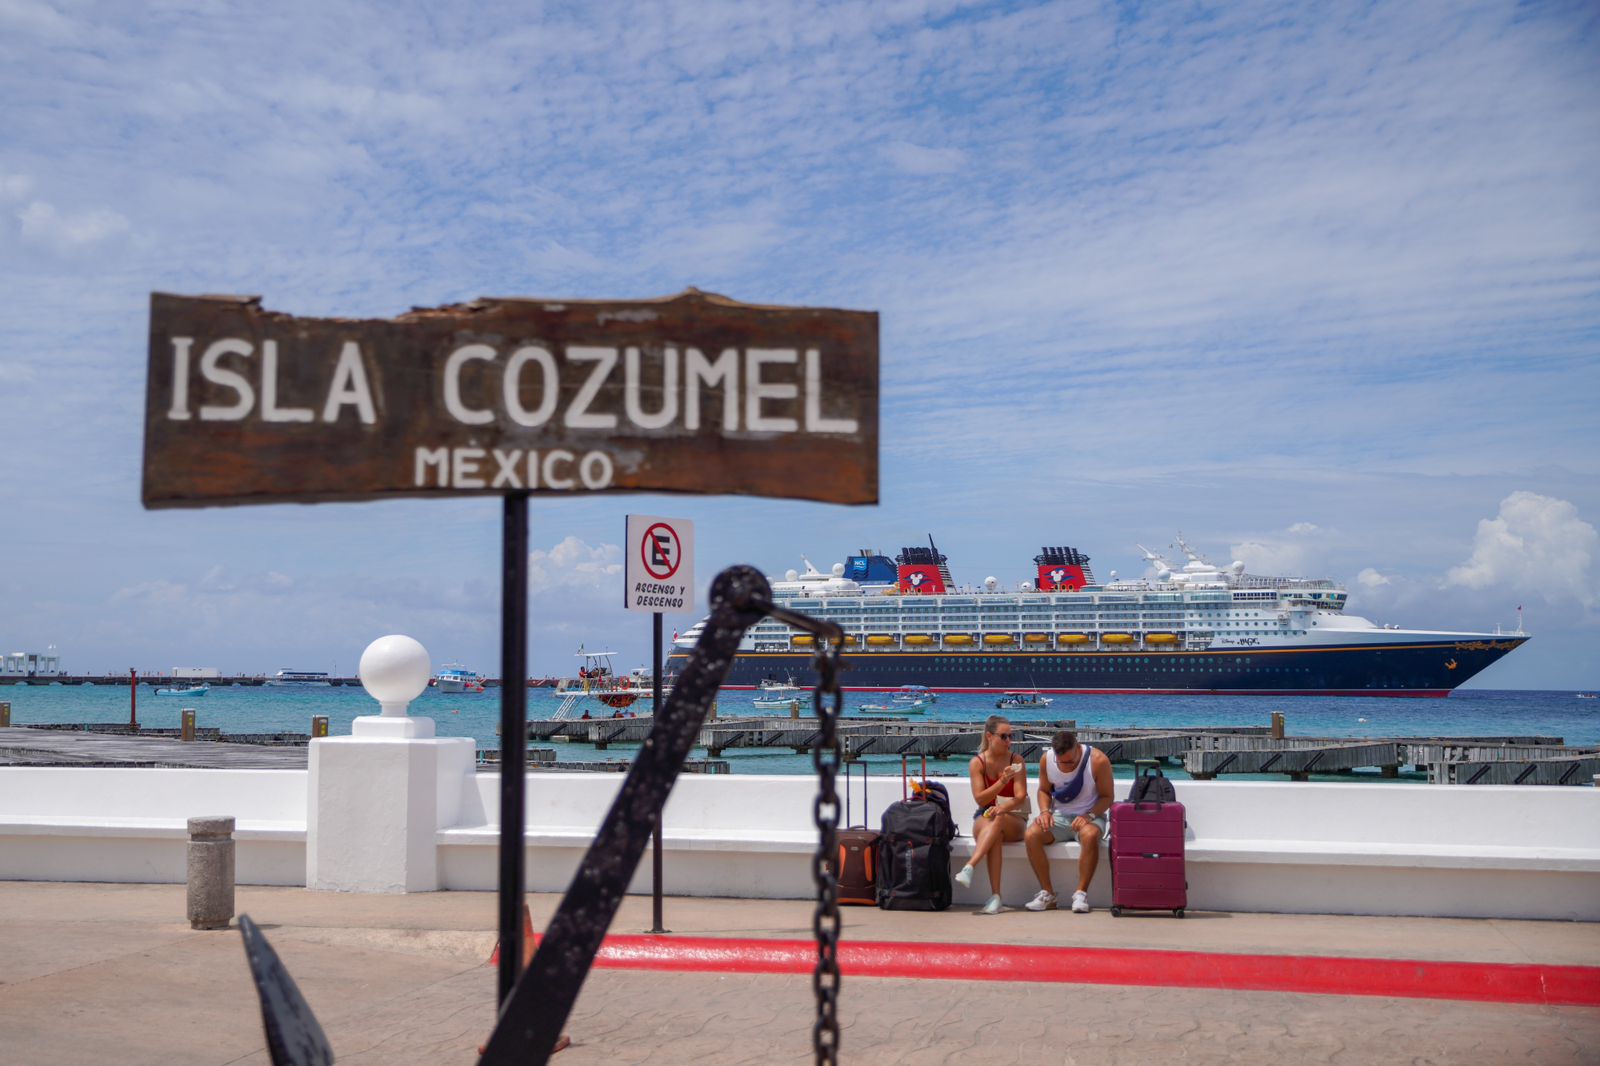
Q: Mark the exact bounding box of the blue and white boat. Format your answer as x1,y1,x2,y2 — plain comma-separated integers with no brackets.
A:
155,683,209,697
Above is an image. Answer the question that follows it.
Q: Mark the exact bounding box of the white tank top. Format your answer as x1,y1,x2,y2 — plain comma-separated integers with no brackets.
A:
1043,745,1099,818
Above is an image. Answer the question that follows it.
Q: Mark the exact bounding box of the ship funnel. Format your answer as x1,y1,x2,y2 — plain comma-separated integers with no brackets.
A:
1034,546,1094,591
896,539,949,595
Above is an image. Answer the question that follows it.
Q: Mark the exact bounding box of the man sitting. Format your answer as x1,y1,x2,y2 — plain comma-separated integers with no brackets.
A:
1024,729,1114,914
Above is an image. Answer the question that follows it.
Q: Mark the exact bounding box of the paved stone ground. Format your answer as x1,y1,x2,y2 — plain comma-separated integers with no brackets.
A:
1,882,1596,1064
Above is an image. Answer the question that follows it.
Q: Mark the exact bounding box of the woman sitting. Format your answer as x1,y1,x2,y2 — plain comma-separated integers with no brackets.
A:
954,714,1029,914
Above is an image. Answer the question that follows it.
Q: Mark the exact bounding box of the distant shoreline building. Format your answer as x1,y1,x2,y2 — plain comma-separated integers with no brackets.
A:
2,646,64,677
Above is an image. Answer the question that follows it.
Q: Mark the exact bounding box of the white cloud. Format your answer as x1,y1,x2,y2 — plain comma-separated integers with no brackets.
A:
0,170,33,201
1357,567,1390,588
0,361,37,383
1229,522,1328,577
882,140,966,175
17,201,130,249
528,536,623,600
1445,492,1598,609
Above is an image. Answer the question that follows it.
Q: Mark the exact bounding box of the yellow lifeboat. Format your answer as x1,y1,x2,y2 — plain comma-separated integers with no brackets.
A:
1101,633,1134,645
841,635,858,646
866,635,895,646
792,635,815,646
983,634,1015,645
1057,634,1090,645
943,634,974,646
1145,633,1179,646
1024,634,1050,644
904,634,934,646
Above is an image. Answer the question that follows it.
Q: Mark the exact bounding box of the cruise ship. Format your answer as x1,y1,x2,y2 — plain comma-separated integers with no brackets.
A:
669,537,1528,697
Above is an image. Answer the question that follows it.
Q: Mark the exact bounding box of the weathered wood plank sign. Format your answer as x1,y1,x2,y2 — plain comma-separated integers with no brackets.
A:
143,289,878,508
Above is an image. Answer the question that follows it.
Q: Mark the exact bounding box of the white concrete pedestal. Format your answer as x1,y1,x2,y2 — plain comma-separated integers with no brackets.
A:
306,716,475,893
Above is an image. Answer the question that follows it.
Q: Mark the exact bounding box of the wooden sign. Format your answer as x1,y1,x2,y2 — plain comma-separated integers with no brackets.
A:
143,289,878,508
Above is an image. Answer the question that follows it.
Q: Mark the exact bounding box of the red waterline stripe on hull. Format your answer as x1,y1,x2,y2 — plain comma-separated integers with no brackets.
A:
725,686,1450,697
538,934,1600,1007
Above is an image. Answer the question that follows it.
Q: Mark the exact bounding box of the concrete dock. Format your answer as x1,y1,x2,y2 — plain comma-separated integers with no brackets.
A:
1,881,1596,1064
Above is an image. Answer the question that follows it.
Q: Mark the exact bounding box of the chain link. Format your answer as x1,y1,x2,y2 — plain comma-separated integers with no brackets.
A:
810,639,844,1065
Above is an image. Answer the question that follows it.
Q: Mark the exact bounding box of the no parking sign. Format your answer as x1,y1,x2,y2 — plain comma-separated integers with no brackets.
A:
624,514,695,614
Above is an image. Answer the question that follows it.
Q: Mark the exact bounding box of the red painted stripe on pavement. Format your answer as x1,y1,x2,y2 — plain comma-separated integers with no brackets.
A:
538,934,1600,1007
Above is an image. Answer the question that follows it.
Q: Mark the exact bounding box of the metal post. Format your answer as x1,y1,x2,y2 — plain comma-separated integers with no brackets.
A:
129,668,138,730
0,701,10,728
649,611,667,934
1270,711,1285,740
311,715,329,738
181,708,196,742
497,493,530,1005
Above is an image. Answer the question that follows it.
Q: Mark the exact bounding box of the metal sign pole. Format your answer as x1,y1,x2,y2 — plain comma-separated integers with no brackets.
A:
497,492,530,1005
649,610,667,934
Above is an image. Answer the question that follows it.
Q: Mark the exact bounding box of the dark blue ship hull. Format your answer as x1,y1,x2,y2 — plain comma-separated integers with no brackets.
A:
674,637,1527,697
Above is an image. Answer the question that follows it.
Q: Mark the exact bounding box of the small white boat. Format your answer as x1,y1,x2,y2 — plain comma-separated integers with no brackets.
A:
860,699,929,715
155,684,209,697
266,670,331,687
758,676,803,696
752,696,806,711
892,685,937,703
431,664,486,693
996,690,1052,710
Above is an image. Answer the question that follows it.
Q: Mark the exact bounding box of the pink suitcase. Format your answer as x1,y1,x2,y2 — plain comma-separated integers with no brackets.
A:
1109,799,1187,917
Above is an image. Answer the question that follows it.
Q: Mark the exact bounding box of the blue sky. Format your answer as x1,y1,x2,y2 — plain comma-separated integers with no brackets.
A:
1,0,1597,688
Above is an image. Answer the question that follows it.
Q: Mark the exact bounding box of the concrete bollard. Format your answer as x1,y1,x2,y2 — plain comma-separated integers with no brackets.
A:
311,715,329,738
181,708,196,742
0,701,9,727
1270,712,1285,740
187,816,236,930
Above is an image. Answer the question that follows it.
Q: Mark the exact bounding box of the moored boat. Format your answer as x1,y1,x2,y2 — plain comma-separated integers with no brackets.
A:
266,670,331,687
155,683,209,697
859,700,928,715
431,664,486,693
752,696,806,711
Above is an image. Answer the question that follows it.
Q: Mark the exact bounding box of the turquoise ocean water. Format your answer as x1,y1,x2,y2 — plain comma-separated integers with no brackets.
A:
4,685,1595,779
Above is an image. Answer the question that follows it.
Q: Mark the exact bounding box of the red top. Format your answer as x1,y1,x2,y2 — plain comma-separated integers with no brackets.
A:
981,758,1022,806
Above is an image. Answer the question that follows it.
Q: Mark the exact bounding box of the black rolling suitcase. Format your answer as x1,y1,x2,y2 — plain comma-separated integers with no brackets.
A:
876,756,957,911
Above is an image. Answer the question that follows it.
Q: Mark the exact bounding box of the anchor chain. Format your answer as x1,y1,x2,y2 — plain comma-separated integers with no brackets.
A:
809,639,845,1065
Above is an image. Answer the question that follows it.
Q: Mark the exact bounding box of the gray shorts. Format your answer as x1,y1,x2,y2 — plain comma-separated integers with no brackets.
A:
1048,810,1105,842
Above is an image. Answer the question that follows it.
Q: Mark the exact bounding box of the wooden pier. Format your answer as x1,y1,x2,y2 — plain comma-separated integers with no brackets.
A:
523,714,1597,785
0,726,310,769
4,715,1596,784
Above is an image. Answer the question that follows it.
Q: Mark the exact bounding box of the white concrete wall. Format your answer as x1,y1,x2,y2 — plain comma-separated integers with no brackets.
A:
0,766,306,885
435,771,1600,919
2,761,1596,920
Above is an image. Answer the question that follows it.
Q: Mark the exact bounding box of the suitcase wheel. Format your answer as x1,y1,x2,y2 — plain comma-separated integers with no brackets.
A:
1174,909,1185,919
1110,906,1122,917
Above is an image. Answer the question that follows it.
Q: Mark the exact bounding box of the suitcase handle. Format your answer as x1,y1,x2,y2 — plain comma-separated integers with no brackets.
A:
845,761,869,826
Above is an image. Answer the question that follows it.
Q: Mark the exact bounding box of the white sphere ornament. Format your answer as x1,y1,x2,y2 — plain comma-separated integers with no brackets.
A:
359,635,431,716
